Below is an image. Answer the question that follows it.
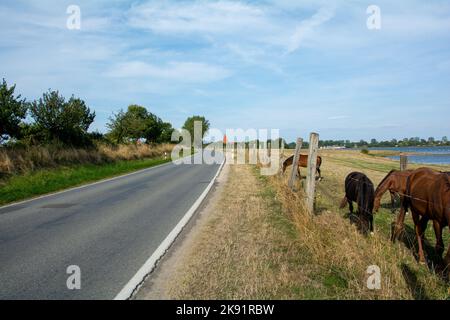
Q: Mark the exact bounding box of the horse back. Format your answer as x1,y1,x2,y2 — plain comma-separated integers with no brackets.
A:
407,168,448,223
344,172,375,213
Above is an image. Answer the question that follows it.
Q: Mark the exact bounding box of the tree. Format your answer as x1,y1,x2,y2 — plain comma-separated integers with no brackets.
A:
123,105,151,142
106,105,166,144
144,113,164,143
182,116,210,143
158,122,175,143
0,79,28,143
29,90,95,146
106,109,127,144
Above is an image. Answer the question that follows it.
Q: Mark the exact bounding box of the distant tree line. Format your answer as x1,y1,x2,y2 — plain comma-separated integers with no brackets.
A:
316,137,449,148
0,79,210,148
282,137,449,149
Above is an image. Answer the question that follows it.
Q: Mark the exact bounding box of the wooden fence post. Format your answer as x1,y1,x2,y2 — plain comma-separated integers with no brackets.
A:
288,138,303,191
305,133,319,215
400,154,408,171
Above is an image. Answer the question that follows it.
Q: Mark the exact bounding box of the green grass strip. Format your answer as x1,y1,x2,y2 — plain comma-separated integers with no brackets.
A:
0,157,171,206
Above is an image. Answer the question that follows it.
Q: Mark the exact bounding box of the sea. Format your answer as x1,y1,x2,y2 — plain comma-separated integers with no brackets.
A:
369,146,450,165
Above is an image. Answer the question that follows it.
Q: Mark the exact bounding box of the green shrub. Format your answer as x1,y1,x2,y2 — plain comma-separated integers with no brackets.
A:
29,90,95,147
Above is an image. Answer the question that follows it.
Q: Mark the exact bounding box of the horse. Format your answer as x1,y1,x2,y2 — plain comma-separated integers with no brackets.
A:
281,154,322,180
403,168,450,269
374,169,414,242
340,172,375,235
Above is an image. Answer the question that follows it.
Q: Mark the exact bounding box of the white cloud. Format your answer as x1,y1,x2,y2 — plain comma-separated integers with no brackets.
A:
127,0,267,34
286,6,335,53
126,0,335,55
107,61,231,82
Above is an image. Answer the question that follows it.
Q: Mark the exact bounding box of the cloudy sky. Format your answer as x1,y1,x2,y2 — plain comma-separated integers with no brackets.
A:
1,0,450,142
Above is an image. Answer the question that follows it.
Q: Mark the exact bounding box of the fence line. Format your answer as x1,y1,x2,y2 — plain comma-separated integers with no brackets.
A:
305,133,319,215
288,138,303,191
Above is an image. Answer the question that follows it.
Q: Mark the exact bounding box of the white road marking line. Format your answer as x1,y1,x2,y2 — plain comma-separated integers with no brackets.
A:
114,159,225,300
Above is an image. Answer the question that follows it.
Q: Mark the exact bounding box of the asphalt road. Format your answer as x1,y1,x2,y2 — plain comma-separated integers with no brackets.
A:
0,153,223,299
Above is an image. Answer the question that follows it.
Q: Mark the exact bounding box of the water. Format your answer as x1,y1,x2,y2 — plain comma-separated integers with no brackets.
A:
369,146,450,165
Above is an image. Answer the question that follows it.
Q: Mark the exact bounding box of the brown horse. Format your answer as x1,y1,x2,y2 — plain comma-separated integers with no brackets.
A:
403,168,450,268
282,154,322,180
374,169,413,241
340,172,375,234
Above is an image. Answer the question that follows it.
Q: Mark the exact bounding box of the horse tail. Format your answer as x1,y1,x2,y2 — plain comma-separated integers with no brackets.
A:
339,196,348,209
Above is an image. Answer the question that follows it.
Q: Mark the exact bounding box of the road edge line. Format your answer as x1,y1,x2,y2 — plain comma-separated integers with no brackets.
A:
113,158,226,300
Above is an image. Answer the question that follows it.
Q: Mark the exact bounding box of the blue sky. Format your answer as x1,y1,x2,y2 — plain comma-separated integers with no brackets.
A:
1,0,450,142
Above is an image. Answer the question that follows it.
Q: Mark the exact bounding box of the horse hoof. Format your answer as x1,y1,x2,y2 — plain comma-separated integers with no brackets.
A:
419,260,426,266
370,232,374,237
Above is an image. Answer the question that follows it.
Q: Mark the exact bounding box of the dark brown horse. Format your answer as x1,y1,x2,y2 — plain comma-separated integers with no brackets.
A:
282,154,322,180
403,168,450,268
340,172,375,234
374,169,413,241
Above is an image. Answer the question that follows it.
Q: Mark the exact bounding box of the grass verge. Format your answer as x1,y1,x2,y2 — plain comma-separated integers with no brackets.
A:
0,157,171,206
153,150,450,299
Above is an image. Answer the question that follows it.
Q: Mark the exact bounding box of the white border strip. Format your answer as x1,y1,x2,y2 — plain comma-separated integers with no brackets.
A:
114,159,226,300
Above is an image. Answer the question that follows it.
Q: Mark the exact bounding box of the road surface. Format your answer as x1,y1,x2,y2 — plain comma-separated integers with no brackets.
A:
0,153,223,299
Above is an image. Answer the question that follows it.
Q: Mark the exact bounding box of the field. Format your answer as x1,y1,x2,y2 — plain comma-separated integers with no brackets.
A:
163,149,450,300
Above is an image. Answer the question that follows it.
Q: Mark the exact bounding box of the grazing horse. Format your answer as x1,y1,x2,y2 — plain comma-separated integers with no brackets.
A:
340,172,375,234
403,168,450,268
282,154,322,180
374,169,413,242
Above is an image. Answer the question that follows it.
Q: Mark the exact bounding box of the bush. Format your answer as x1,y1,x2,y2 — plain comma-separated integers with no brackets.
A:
361,148,370,155
29,90,95,146
0,79,28,143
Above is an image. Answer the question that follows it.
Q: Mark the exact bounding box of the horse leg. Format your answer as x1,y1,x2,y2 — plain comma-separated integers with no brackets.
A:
391,199,406,243
317,167,322,181
412,210,427,264
445,226,450,274
390,192,396,213
368,213,374,235
433,221,444,259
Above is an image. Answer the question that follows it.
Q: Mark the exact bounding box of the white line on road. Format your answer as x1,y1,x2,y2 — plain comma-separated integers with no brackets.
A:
114,159,225,300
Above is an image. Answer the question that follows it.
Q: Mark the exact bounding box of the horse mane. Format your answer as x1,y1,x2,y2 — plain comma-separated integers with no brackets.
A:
375,169,396,194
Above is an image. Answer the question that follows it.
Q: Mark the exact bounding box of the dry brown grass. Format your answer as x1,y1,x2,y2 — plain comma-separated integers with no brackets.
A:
0,143,174,176
168,164,310,299
273,150,450,299
167,150,449,300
